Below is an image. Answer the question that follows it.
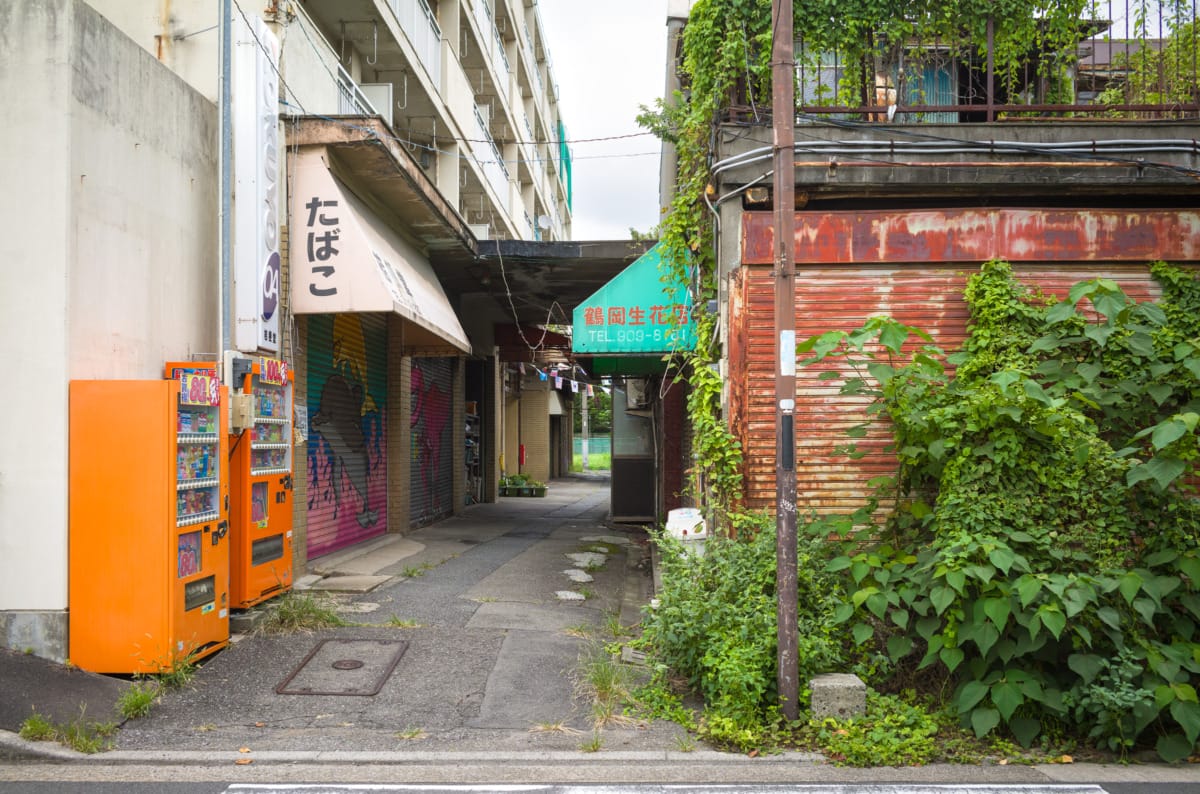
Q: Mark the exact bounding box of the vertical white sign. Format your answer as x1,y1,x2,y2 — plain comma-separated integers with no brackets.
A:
233,14,280,353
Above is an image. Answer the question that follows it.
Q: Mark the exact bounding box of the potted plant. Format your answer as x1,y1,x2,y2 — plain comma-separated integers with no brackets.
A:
529,480,547,497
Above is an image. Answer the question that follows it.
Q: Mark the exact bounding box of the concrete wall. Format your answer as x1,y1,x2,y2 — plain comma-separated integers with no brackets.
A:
0,0,217,659
86,0,219,101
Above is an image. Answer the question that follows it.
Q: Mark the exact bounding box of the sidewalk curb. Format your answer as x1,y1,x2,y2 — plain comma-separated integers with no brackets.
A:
0,730,88,762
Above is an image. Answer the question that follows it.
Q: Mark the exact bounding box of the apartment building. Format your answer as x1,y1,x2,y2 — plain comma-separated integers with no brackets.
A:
0,0,582,662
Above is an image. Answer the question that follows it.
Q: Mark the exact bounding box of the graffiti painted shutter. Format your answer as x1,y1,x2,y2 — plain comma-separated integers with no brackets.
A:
730,263,1162,515
306,314,389,559
410,357,455,527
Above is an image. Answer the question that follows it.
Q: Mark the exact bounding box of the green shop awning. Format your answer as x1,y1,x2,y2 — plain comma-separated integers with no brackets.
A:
572,242,696,357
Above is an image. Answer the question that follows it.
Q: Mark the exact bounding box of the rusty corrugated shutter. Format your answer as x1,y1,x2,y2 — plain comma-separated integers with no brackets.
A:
306,314,389,558
731,263,1163,515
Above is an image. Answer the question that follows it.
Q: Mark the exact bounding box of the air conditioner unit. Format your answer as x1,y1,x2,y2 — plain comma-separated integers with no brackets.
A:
469,223,490,240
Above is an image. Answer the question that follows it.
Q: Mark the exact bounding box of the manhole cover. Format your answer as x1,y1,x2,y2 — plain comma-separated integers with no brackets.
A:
275,639,408,696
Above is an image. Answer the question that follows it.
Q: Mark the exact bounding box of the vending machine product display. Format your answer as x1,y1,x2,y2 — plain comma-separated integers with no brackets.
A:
69,376,230,674
227,356,294,607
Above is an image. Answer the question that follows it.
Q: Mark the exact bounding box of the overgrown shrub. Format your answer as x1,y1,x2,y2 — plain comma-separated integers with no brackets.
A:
802,260,1200,761
640,511,846,749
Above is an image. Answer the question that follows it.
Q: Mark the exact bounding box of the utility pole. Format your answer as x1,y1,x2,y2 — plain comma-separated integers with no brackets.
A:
772,0,799,722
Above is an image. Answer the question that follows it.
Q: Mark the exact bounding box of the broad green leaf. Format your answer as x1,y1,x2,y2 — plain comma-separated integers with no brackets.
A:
1076,361,1102,383
1125,330,1156,357
1118,572,1144,605
1015,576,1043,608
832,602,855,624
890,608,910,631
931,585,956,615
1133,597,1158,627
852,622,875,645
956,680,990,713
974,622,1000,657
983,598,1011,631
1068,654,1104,684
1147,383,1175,406
1179,556,1200,587
851,586,879,608
945,569,967,594
940,645,965,672
989,547,1017,575
1039,606,1067,639
1127,456,1188,490
878,323,909,354
1084,324,1114,347
826,556,853,572
971,707,1001,738
866,362,895,386
865,592,889,620
1171,700,1200,744
1023,380,1052,405
887,635,914,662
1172,683,1199,704
988,686,1027,719
1145,549,1180,567
916,616,941,641
1009,716,1042,748
1152,419,1189,450
1045,301,1076,325
850,560,871,584
1143,574,1182,604
1157,733,1194,763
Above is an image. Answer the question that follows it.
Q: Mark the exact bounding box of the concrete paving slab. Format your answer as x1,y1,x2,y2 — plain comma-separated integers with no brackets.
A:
307,575,392,593
469,630,589,730
465,601,600,632
321,538,425,576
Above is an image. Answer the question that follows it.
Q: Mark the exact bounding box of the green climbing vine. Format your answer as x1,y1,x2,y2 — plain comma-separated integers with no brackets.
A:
801,260,1200,761
640,0,1112,518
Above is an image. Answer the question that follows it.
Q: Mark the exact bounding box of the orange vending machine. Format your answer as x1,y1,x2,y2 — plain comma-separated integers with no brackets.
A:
227,356,294,607
69,376,230,674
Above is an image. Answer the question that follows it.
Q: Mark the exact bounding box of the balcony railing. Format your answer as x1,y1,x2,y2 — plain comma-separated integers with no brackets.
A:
387,0,442,88
725,7,1200,123
337,64,378,116
472,106,512,213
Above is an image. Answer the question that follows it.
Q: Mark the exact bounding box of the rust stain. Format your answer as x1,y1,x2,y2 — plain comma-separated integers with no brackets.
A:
730,261,1173,513
742,209,1200,265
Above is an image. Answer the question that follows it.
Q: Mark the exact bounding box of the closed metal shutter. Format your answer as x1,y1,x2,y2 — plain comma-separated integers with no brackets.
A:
731,263,1162,515
306,314,388,558
410,357,455,527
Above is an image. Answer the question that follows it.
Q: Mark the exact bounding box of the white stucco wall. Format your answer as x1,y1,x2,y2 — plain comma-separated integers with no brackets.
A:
0,0,217,653
0,1,74,616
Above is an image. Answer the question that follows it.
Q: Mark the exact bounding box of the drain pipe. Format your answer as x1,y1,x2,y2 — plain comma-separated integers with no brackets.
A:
219,0,233,363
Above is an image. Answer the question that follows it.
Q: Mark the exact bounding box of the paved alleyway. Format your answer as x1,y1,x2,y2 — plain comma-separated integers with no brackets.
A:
110,475,685,754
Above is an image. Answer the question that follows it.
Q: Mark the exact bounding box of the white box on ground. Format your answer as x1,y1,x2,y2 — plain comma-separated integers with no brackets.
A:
666,507,707,556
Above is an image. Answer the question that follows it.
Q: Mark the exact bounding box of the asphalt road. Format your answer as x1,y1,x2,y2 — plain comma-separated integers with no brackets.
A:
2,780,1200,794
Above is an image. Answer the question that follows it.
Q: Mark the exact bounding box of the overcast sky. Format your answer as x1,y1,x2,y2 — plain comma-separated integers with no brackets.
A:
536,1,668,241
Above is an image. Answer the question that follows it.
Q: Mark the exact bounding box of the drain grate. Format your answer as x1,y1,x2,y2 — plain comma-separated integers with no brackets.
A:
275,639,408,696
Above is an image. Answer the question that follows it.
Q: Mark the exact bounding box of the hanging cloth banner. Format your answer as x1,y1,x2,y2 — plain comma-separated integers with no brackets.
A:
571,380,579,393
587,384,594,397
554,375,563,388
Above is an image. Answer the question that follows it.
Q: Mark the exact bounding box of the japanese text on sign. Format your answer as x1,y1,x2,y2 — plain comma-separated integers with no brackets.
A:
259,357,289,385
582,304,694,327
305,196,340,297
180,373,220,407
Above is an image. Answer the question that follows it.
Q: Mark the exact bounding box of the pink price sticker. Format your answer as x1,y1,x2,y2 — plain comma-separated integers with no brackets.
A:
259,357,289,385
180,373,219,406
